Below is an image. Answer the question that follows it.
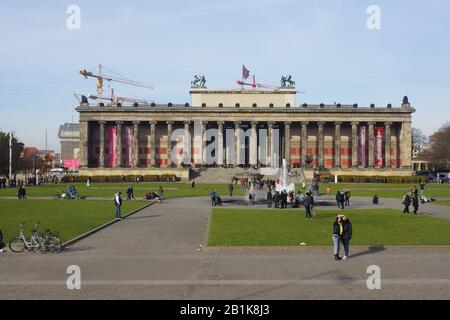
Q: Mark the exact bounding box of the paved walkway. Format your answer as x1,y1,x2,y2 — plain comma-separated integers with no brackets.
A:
1,196,449,299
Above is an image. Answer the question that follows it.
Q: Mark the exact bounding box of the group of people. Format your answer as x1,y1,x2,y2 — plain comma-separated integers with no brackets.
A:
210,189,223,207
335,190,351,209
332,214,353,260
266,189,315,220
402,186,420,214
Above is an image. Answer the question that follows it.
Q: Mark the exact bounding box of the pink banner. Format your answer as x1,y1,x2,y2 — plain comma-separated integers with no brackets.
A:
107,125,117,167
358,126,366,166
123,126,132,166
375,127,383,166
64,159,80,169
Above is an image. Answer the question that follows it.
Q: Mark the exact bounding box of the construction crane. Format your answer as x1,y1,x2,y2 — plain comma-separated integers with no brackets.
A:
236,75,305,94
79,64,153,104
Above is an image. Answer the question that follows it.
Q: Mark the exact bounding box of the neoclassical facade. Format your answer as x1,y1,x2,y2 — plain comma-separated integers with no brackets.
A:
77,88,414,178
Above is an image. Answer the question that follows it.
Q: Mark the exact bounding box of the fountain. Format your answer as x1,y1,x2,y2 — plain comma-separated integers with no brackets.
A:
275,159,295,193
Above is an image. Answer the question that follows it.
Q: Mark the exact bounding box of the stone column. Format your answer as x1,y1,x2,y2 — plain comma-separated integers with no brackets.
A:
351,121,359,168
150,121,156,167
234,121,242,166
250,122,258,166
384,122,392,168
132,121,139,168
79,120,88,167
368,122,375,167
334,122,341,168
166,121,173,167
301,122,308,167
99,121,105,168
201,121,207,165
284,122,291,165
184,121,191,166
318,122,325,169
217,121,224,166
268,122,273,166
115,121,122,167
401,121,412,168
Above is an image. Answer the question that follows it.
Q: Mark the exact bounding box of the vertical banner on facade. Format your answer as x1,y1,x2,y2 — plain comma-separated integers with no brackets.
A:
375,127,383,166
124,126,132,166
358,126,366,166
107,125,117,167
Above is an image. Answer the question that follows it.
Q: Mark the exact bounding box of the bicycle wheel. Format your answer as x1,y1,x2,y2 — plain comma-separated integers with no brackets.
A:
36,241,47,254
48,237,62,253
9,237,26,253
53,194,60,200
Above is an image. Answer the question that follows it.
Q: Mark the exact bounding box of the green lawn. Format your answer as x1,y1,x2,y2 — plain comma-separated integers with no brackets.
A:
0,182,244,199
319,183,450,199
208,208,450,246
435,201,450,206
0,199,147,243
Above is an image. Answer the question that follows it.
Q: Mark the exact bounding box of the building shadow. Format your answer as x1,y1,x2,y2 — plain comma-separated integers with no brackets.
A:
350,246,386,259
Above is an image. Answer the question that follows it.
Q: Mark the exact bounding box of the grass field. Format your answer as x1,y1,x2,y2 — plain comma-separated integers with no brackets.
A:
0,182,245,199
208,208,450,246
319,183,450,200
0,199,147,243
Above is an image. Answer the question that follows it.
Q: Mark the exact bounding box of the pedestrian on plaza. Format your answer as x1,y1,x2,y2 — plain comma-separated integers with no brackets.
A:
159,186,164,202
86,178,90,187
273,191,280,208
372,194,379,205
344,189,351,206
191,180,195,188
210,189,217,206
420,180,426,198
0,229,5,252
267,189,273,208
304,192,313,220
336,191,345,209
126,186,135,200
340,215,352,260
114,192,123,220
326,185,332,196
412,193,419,214
228,183,234,197
402,192,411,213
332,215,343,260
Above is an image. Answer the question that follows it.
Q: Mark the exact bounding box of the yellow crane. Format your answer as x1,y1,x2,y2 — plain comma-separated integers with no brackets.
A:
79,64,153,105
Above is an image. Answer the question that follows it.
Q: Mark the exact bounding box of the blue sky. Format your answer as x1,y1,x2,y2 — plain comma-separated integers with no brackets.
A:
0,0,449,151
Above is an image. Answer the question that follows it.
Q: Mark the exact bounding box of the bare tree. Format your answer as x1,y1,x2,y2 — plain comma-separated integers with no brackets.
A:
412,127,427,159
424,123,450,170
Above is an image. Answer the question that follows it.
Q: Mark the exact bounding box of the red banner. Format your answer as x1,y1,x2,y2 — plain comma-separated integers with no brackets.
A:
64,159,80,169
375,127,383,166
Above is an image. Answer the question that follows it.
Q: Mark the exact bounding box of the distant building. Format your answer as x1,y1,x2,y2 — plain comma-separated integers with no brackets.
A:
58,123,80,165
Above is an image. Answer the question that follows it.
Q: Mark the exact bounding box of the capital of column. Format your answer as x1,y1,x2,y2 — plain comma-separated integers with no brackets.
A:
384,121,393,126
251,121,258,127
149,120,157,126
99,120,106,125
234,121,241,127
184,120,191,125
301,121,309,126
133,120,140,126
334,121,342,126
115,121,123,125
368,121,375,126
351,121,359,126
166,121,173,125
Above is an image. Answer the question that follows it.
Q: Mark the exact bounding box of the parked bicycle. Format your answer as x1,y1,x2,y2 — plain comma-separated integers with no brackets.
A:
42,229,62,253
53,190,69,200
9,222,46,254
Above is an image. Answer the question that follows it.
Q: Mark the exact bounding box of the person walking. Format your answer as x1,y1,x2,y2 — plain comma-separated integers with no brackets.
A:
267,189,273,208
191,180,195,188
86,178,90,187
419,180,426,198
412,193,419,214
344,190,351,206
210,189,217,206
126,186,135,200
304,192,313,220
228,183,234,197
114,192,123,220
402,192,411,214
273,191,279,208
341,215,352,260
159,186,164,202
336,191,345,209
332,215,343,260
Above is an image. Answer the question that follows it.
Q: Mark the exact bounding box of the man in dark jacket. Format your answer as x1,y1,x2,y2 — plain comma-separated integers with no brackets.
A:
332,216,342,260
412,194,419,214
267,190,273,208
402,193,411,213
341,216,352,260
273,191,279,208
304,193,313,220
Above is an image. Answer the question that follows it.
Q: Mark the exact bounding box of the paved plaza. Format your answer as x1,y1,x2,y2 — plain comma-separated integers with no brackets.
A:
1,196,450,299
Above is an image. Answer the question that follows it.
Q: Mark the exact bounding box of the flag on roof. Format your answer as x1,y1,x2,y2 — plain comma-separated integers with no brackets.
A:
242,65,250,79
